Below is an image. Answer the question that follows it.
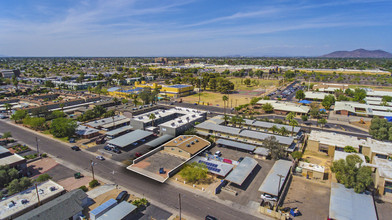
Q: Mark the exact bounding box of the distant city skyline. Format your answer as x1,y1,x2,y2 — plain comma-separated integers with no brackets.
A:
0,0,391,57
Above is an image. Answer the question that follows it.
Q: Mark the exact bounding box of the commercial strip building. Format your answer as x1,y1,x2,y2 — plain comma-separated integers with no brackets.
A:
15,189,88,220
307,130,392,162
329,183,377,220
105,125,133,139
334,101,392,118
130,107,207,136
195,120,295,151
216,139,256,152
128,135,210,182
304,91,327,101
107,129,154,149
75,125,100,139
0,180,65,220
256,100,310,115
86,115,130,131
0,146,27,173
258,160,293,199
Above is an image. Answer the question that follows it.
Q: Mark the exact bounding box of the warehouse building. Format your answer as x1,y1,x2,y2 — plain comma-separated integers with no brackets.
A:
107,129,154,149
258,160,292,200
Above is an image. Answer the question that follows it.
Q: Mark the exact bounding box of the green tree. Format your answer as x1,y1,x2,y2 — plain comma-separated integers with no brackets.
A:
279,127,289,136
353,88,366,102
7,177,32,195
222,95,228,114
36,174,52,182
331,155,372,193
23,117,46,130
263,136,285,160
44,80,55,88
291,151,303,160
93,105,106,116
209,78,217,91
289,119,299,136
344,146,357,153
139,87,152,104
222,114,230,126
2,131,12,140
269,125,279,134
149,113,156,127
318,118,327,129
262,103,274,113
244,78,251,86
301,114,308,122
286,112,295,122
4,103,12,115
322,94,335,110
179,162,208,183
121,99,129,104
11,110,28,123
295,90,305,100
51,110,65,119
50,117,77,138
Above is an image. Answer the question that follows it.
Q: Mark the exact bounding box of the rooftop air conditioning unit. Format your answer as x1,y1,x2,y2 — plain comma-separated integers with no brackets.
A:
179,138,182,141
195,139,199,142
186,144,190,147
191,141,194,145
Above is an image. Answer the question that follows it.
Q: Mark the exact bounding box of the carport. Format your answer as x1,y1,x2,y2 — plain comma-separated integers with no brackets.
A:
107,129,153,148
145,134,174,148
216,139,256,152
225,157,258,186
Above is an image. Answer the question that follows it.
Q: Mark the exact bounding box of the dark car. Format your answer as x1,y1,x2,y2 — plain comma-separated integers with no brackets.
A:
104,146,112,151
112,148,121,154
71,146,80,151
238,157,244,162
205,215,218,220
116,191,128,202
135,152,143,158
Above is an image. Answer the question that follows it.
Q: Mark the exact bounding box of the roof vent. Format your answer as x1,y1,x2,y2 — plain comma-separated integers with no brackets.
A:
174,140,177,143
191,141,195,145
179,138,182,141
186,144,190,147
195,139,199,142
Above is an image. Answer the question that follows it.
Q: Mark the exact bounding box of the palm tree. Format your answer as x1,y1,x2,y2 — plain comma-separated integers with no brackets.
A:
286,112,295,123
222,95,228,114
237,116,245,128
289,119,299,136
132,94,138,106
4,103,12,115
149,113,156,127
269,125,279,134
230,116,237,127
59,103,65,111
279,127,289,136
223,114,230,126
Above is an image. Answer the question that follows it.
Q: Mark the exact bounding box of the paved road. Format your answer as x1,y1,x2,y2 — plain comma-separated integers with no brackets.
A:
0,120,262,220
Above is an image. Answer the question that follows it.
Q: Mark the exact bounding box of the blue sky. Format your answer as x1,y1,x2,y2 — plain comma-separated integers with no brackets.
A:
0,0,391,57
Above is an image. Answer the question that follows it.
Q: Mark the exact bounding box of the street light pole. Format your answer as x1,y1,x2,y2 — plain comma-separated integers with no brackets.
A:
91,160,95,180
179,193,182,220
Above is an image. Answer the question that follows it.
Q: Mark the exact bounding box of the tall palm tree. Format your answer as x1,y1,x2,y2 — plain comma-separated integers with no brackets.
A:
286,112,295,123
230,116,237,127
279,127,289,136
4,103,12,115
237,116,245,128
269,125,279,134
132,94,138,106
149,113,156,127
223,114,230,126
289,119,299,136
222,95,228,114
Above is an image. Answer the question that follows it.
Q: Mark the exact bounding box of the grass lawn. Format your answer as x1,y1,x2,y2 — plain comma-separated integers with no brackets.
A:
41,130,69,142
181,91,253,107
300,69,390,75
228,77,279,91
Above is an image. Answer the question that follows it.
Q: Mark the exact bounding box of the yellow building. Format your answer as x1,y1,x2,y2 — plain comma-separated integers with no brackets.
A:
162,135,210,159
134,81,161,90
297,161,327,180
160,84,194,98
107,87,143,98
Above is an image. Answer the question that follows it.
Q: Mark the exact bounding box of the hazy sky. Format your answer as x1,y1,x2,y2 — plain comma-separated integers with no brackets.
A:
0,0,391,57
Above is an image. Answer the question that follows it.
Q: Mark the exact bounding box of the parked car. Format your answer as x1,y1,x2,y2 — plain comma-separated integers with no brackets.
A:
112,148,121,154
96,156,105,160
135,152,143,158
71,146,80,151
104,146,112,151
238,157,244,162
116,191,128,202
215,151,222,157
205,215,218,220
261,193,277,201
0,114,8,119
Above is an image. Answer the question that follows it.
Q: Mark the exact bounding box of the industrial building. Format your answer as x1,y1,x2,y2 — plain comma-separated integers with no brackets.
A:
130,107,206,136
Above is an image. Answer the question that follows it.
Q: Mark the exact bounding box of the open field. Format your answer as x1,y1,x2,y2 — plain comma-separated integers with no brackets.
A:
181,92,255,107
228,78,279,91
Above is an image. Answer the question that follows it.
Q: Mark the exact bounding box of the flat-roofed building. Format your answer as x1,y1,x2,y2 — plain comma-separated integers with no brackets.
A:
329,182,377,220
160,84,194,98
258,160,292,199
297,161,326,180
334,101,392,118
373,157,392,200
86,115,130,130
0,146,27,173
75,125,100,139
105,125,133,139
162,135,210,159
107,129,154,149
256,100,310,115
304,91,328,101
0,180,65,220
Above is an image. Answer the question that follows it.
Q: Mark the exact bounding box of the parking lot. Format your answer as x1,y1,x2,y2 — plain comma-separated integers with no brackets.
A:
375,200,392,220
209,145,275,206
282,176,330,220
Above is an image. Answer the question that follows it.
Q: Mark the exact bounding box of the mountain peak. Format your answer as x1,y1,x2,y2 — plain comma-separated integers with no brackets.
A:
321,49,392,58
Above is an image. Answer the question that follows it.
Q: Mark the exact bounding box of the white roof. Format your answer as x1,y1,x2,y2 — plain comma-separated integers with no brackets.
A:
0,154,25,166
0,180,65,219
304,91,327,100
333,151,366,164
334,101,392,117
367,90,392,97
308,130,363,149
373,157,392,179
298,161,325,173
365,138,392,156
256,100,310,113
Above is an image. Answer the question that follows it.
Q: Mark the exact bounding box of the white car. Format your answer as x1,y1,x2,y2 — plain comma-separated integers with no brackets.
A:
96,156,105,160
260,193,277,201
215,151,222,157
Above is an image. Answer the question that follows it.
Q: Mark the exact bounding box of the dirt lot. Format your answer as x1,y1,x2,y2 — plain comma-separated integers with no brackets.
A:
282,176,331,220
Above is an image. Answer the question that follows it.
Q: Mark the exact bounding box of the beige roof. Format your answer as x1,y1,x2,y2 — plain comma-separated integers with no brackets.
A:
0,154,26,166
304,91,327,100
256,100,309,113
163,135,210,155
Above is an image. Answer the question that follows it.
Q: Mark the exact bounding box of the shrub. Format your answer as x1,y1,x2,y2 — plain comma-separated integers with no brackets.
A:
36,174,52,182
41,153,48,158
79,185,88,192
89,179,99,188
131,198,149,208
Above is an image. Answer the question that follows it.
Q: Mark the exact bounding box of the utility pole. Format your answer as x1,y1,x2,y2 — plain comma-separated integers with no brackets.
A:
179,193,182,220
277,174,285,198
198,76,202,104
35,137,39,155
91,160,95,180
35,183,41,206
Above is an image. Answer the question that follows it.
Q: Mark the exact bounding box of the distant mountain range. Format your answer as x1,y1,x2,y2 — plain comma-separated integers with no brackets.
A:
321,49,392,58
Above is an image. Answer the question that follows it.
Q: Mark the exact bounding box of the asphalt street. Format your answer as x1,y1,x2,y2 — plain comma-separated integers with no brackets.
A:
0,120,262,220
